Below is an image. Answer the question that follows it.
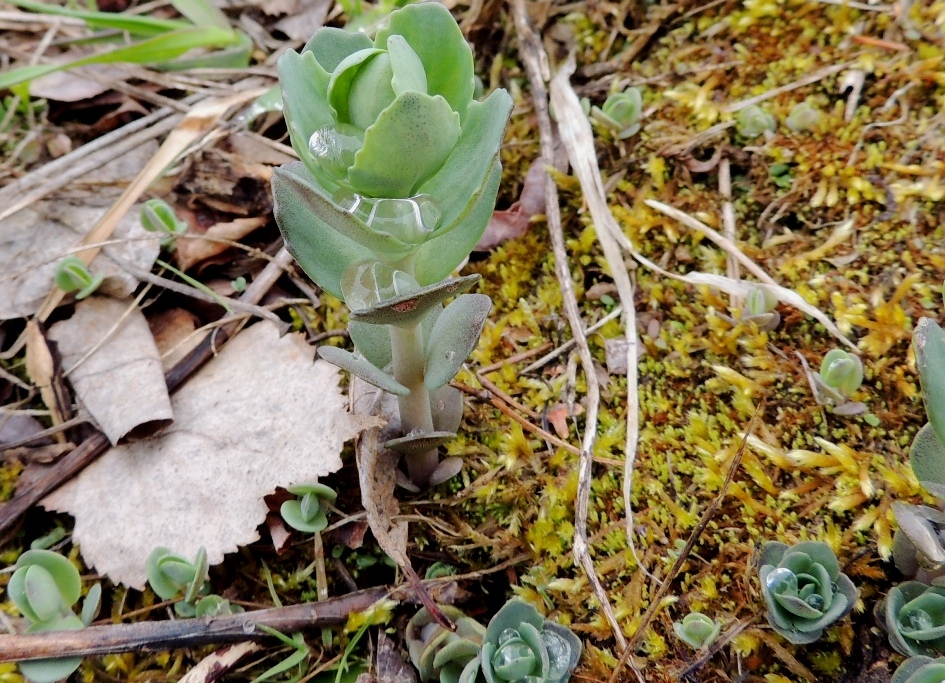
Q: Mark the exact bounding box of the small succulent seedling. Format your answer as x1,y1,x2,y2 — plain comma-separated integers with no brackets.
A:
141,198,188,248
406,605,486,683
877,581,945,656
55,256,104,300
892,656,945,683
758,541,858,644
8,549,101,683
673,611,721,650
785,102,821,132
735,105,776,138
146,546,237,617
589,86,643,139
741,285,780,331
272,3,512,488
459,599,582,683
280,482,337,533
805,348,867,416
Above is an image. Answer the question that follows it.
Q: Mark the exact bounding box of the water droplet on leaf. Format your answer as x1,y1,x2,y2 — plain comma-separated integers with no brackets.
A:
765,567,796,594
309,125,362,182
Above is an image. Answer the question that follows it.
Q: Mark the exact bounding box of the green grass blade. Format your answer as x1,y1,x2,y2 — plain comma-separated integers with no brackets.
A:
4,0,189,35
171,0,231,29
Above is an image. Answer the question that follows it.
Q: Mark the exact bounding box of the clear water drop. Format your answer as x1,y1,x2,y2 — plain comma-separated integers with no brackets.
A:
497,628,520,646
493,642,533,668
351,195,441,244
805,593,825,610
765,567,796,594
308,125,362,182
542,631,572,678
341,261,419,311
907,609,935,632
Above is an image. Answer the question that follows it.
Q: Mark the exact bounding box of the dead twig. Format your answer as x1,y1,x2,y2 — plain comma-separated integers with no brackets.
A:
512,0,629,651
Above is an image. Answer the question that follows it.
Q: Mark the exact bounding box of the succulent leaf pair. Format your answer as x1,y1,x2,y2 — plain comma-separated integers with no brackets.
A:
280,482,337,533
146,546,240,618
672,612,721,650
893,656,945,683
589,87,643,139
758,541,858,644
272,3,511,487
9,550,101,683
407,605,486,683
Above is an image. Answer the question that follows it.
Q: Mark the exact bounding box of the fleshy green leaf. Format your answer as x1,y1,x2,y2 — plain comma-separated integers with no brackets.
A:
23,566,64,623
431,384,464,434
384,431,456,455
81,583,102,627
348,321,392,369
388,35,427,96
349,275,479,328
791,542,841,579
281,500,329,533
317,346,409,396
277,51,335,178
424,294,492,390
14,550,82,613
304,28,373,71
349,91,460,198
328,48,385,126
19,615,85,683
146,547,189,600
915,318,945,455
911,423,945,489
374,3,474,121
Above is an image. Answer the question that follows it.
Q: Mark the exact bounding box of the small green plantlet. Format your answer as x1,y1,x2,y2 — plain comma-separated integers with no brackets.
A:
672,612,721,650
878,581,945,656
892,656,945,683
785,102,821,132
741,285,780,331
460,599,582,683
280,482,337,533
769,162,793,189
735,105,776,138
808,348,865,415
250,624,310,683
272,3,512,488
406,605,486,683
146,546,214,618
424,561,458,579
589,87,643,139
232,276,248,292
55,256,104,300
758,541,858,644
8,549,100,683
141,198,188,248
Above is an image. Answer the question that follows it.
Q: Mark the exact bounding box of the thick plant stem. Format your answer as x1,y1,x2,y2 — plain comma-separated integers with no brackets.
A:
390,322,438,486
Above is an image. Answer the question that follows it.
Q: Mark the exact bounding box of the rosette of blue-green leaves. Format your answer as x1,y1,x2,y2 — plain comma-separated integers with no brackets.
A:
673,611,721,650
459,599,582,683
406,605,486,683
272,3,512,299
892,656,945,683
758,541,858,644
878,582,945,656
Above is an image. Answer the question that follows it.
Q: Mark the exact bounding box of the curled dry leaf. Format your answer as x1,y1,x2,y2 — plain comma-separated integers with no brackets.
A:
43,321,382,588
48,297,173,444
175,216,269,271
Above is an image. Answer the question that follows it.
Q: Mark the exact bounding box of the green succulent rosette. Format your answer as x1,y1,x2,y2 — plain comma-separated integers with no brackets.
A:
758,541,858,644
879,581,945,656
892,656,945,683
272,3,512,299
406,605,486,683
280,482,337,534
459,599,582,683
672,612,721,650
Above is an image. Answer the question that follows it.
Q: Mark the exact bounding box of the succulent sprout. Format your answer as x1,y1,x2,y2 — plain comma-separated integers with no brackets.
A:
735,105,776,138
280,482,337,533
785,102,821,132
141,198,188,247
819,349,864,396
460,599,582,683
406,605,486,683
146,546,211,617
758,541,858,644
54,256,103,300
892,656,945,683
878,581,945,656
271,3,511,488
741,285,780,331
589,87,643,139
8,550,100,683
673,612,721,650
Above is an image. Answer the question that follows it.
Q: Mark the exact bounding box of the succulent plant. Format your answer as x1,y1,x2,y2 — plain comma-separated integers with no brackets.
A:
735,105,776,138
741,284,780,331
8,550,100,683
141,198,188,247
892,656,945,683
460,599,582,683
280,482,337,533
55,256,103,300
785,102,821,132
146,546,211,617
406,605,486,683
589,87,643,139
758,541,858,644
272,3,511,488
878,581,945,656
673,611,721,650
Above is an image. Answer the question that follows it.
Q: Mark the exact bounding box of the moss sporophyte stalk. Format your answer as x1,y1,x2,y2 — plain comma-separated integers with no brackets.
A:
272,4,511,488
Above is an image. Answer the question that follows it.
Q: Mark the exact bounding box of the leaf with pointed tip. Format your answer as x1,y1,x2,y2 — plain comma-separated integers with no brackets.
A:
281,499,329,533
317,346,409,396
431,384,463,434
424,294,491,390
81,583,102,627
349,275,479,328
385,431,456,455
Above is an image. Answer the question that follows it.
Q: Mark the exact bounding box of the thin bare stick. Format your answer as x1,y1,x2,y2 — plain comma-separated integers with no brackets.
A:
719,158,740,308
521,306,624,374
512,0,628,651
723,62,854,113
608,405,763,683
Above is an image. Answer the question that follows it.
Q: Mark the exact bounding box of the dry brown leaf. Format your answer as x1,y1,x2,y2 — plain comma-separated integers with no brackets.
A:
48,297,173,444
43,321,382,588
175,216,268,271
30,66,125,103
147,308,201,372
24,321,70,431
274,0,331,39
